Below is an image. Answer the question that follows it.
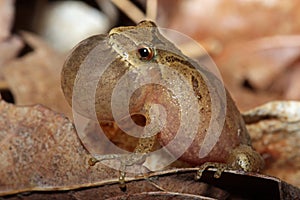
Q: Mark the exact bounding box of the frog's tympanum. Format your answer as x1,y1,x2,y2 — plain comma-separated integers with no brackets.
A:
61,21,264,188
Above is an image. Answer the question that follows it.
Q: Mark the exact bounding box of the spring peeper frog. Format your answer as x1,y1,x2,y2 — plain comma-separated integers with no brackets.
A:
61,21,264,186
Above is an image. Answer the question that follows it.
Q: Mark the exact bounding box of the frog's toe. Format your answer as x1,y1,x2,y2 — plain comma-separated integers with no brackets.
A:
196,162,227,179
213,168,224,178
88,157,99,166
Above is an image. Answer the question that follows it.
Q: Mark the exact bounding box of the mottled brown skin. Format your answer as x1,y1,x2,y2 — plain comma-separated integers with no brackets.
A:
61,21,264,176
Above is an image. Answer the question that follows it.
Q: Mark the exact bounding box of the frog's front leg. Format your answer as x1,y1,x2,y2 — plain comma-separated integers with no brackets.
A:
88,135,156,190
119,136,156,190
88,152,147,191
196,162,228,179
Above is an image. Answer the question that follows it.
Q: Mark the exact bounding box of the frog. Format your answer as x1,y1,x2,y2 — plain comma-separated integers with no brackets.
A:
61,20,264,189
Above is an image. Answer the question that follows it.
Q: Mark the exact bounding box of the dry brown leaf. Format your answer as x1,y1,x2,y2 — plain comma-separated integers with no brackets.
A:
0,35,23,85
2,32,72,118
0,99,121,196
218,36,300,90
214,36,300,110
2,167,299,199
286,66,300,99
0,35,23,67
273,62,300,100
243,101,300,188
159,0,300,48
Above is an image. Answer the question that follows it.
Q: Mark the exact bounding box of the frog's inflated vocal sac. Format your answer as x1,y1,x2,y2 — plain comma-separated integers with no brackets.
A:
61,21,264,179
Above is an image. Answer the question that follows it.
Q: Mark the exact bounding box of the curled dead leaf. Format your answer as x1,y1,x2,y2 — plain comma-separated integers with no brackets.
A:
0,99,119,196
219,36,300,90
0,35,23,67
243,101,300,188
2,32,72,118
217,36,300,110
161,0,300,48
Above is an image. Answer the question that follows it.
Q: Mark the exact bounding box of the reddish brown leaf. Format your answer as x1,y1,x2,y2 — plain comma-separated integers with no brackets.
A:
160,0,300,48
214,36,300,110
0,99,119,196
2,32,72,118
0,35,23,67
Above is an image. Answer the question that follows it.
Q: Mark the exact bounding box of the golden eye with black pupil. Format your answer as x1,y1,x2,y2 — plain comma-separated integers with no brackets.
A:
137,46,154,61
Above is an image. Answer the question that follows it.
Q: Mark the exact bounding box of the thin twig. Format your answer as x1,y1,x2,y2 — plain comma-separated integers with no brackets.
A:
178,41,208,58
147,177,168,191
110,0,146,24
146,0,157,21
95,0,118,25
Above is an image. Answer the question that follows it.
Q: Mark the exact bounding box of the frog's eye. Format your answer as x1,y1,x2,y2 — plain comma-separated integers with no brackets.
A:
137,46,155,61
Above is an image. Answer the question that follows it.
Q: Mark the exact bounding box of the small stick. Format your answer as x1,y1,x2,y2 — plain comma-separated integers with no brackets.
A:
146,0,157,21
110,0,146,24
178,41,208,58
96,0,118,25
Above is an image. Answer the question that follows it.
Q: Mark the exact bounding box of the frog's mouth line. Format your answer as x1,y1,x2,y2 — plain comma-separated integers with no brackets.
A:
108,36,135,68
108,39,154,70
